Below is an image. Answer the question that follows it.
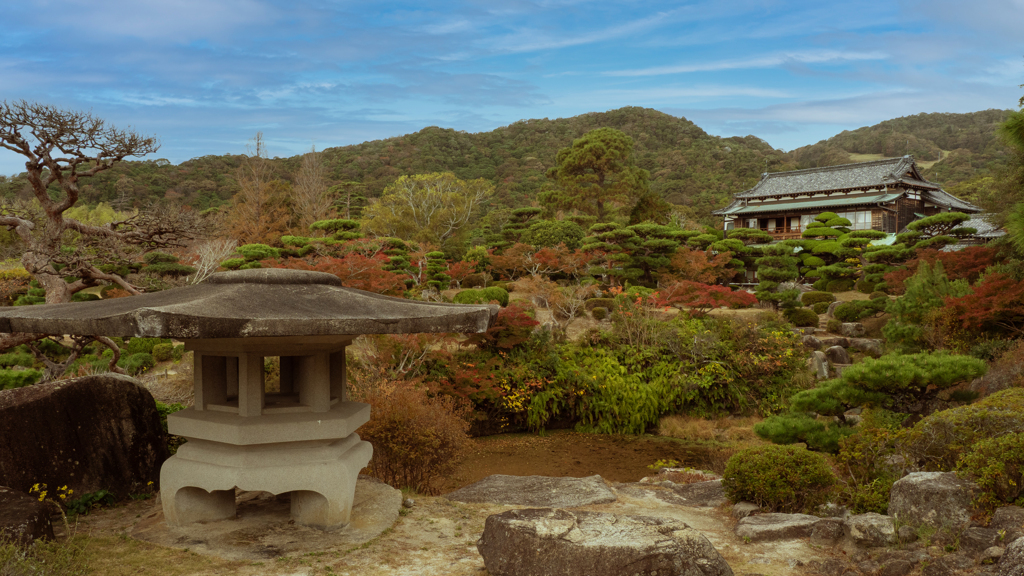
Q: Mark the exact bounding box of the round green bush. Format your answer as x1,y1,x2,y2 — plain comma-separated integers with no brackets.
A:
855,279,877,294
834,299,886,322
869,291,888,300
812,279,828,291
171,344,185,361
591,307,608,321
152,343,174,363
801,291,836,306
453,289,485,304
481,286,509,307
71,292,100,302
825,279,854,293
826,318,842,333
785,307,819,327
811,302,829,314
723,445,838,513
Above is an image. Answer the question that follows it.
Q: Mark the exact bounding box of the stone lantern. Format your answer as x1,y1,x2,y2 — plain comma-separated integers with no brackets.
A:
0,269,497,529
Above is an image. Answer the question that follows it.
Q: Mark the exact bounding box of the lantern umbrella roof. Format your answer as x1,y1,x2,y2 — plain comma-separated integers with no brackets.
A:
0,269,498,339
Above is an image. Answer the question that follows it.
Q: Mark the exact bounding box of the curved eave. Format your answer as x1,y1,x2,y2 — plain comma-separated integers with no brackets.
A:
0,281,498,339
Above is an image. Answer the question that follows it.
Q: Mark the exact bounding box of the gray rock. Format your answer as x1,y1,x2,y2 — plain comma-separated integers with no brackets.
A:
802,335,823,350
980,546,1004,565
0,486,53,545
840,322,866,338
735,513,820,542
811,351,830,379
846,512,897,547
818,336,851,348
825,345,851,365
850,338,884,358
732,502,760,519
0,374,167,497
445,475,616,508
810,518,845,545
963,527,1001,555
878,559,915,576
477,508,734,576
1002,537,1024,576
889,472,974,532
670,480,727,508
992,506,1024,543
826,301,842,319
857,560,880,574
816,558,852,576
898,525,919,543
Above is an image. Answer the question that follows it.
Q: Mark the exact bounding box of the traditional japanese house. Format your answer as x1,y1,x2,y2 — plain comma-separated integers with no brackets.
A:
713,156,981,238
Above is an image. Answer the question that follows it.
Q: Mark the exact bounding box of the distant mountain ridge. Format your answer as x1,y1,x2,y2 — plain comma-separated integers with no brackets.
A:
0,107,1012,223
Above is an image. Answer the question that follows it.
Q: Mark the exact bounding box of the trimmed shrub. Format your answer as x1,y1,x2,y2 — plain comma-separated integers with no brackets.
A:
71,292,100,302
585,298,615,312
869,291,888,300
118,352,155,375
825,279,854,293
0,351,34,368
855,279,877,294
0,368,42,389
801,291,836,306
785,307,819,327
124,337,171,355
481,286,509,307
957,431,1024,512
812,278,828,291
152,343,174,362
722,445,837,513
811,302,829,314
826,318,842,333
352,380,471,494
834,298,886,322
171,344,185,361
591,307,608,321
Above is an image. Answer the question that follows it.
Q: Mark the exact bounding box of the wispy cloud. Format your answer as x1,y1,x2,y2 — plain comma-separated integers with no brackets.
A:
605,51,889,77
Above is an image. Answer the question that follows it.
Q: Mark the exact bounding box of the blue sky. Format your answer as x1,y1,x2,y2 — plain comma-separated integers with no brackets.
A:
1,0,1022,177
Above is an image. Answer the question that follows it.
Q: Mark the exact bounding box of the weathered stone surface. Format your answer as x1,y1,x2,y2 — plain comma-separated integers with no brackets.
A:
818,336,850,348
477,508,733,576
1002,537,1024,576
981,546,1004,565
0,269,498,338
0,486,53,545
826,301,842,319
840,323,865,338
850,338,884,358
845,512,896,547
445,475,616,508
992,506,1024,543
878,559,915,576
810,517,845,545
0,374,167,497
811,351,830,379
735,513,820,542
889,472,974,532
825,345,851,365
802,335,823,350
732,502,760,519
963,527,1001,555
669,479,727,508
898,525,918,543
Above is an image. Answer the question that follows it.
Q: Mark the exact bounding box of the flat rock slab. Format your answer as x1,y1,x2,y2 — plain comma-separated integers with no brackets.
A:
131,476,401,561
0,486,54,545
477,508,734,576
615,480,726,508
735,513,822,542
445,474,617,508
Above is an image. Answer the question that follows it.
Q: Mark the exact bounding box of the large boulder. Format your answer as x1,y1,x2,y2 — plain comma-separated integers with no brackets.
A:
824,345,851,365
849,338,884,358
840,323,865,338
0,373,168,498
477,508,733,576
0,486,54,545
445,475,616,508
735,513,821,542
810,351,830,379
1002,537,1024,576
992,506,1024,544
670,479,727,508
888,472,974,532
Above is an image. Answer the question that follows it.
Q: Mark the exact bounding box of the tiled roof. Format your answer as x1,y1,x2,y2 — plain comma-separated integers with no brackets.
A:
735,156,940,199
716,192,904,215
922,189,982,213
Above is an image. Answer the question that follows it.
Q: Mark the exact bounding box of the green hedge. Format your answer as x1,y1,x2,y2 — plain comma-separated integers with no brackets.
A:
785,307,819,327
0,369,42,389
723,445,837,513
800,291,836,306
834,299,886,322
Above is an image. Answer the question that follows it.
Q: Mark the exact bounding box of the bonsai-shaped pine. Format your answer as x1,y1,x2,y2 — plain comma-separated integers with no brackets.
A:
754,351,986,453
424,251,450,291
497,207,543,248
881,260,971,352
863,212,974,291
754,241,801,311
800,212,859,291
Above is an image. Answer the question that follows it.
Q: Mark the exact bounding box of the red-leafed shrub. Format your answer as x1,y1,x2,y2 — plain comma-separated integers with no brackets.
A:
884,246,1000,295
276,253,406,295
655,281,758,318
463,302,538,351
945,272,1024,335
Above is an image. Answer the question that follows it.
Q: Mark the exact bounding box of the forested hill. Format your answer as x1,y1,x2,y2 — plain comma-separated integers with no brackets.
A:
786,110,1014,193
0,107,1012,221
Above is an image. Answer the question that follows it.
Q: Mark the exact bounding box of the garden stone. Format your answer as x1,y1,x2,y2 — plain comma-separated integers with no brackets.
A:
980,546,1004,565
889,472,974,533
963,527,1001,555
732,502,760,519
850,338,884,358
818,336,850,348
825,345,851,365
898,525,919,543
669,479,727,507
840,322,865,338
810,517,845,545
445,474,617,508
0,373,167,497
845,512,896,547
802,335,823,350
992,506,1024,543
856,560,880,574
0,486,53,545
1002,537,1024,576
811,351,830,379
878,559,915,576
476,508,734,576
826,301,841,318
735,513,820,542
